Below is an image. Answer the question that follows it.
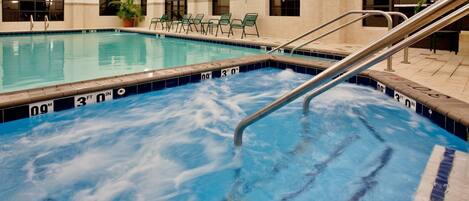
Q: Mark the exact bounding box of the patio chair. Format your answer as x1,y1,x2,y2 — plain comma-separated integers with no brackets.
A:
228,13,259,39
166,14,192,32
203,13,231,36
149,14,169,30
184,14,204,34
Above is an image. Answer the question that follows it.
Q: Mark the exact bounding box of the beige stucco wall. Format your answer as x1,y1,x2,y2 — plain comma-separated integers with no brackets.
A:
0,0,467,50
0,0,122,31
137,0,389,44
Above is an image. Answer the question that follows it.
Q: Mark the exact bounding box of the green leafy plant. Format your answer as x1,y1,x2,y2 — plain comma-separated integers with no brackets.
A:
109,0,144,22
414,0,428,14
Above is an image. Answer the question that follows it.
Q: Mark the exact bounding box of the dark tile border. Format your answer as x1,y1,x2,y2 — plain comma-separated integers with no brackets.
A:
430,148,455,200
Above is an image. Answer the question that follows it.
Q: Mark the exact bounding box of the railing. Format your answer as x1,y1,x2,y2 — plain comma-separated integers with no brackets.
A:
233,0,468,146
45,15,50,31
30,15,34,31
267,10,392,54
387,12,410,64
286,11,411,71
303,4,468,114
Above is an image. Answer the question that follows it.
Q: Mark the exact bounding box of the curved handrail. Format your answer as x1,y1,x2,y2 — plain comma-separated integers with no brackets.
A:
30,15,34,31
387,12,410,64
45,15,50,31
302,4,468,114
290,11,410,67
290,11,394,54
233,0,467,146
266,10,392,54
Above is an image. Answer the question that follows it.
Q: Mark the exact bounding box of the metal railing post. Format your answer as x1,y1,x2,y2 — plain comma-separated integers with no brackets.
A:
45,15,50,31
387,12,411,64
30,15,34,31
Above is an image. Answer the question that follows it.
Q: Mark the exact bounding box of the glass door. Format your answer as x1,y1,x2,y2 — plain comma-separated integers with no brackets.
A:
165,0,186,20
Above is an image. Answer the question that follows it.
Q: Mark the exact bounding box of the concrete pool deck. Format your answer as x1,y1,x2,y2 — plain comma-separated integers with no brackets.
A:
120,27,469,105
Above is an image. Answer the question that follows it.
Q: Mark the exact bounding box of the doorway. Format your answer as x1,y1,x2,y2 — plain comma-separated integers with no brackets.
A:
165,0,187,20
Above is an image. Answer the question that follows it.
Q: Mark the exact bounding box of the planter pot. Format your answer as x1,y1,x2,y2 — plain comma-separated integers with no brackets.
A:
123,19,135,27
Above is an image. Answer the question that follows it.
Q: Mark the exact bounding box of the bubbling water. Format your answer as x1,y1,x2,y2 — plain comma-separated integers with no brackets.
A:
0,68,467,201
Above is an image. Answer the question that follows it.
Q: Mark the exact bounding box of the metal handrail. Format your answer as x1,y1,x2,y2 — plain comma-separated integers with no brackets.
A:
266,10,393,54
233,0,468,146
290,11,394,53
289,14,379,53
45,15,50,31
387,12,410,64
30,15,34,31
303,3,468,114
290,11,410,69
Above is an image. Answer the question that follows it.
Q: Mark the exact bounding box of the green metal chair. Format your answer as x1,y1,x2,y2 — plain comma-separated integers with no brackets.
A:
166,14,192,32
184,14,204,34
149,14,169,30
175,14,193,33
228,13,259,39
208,13,232,36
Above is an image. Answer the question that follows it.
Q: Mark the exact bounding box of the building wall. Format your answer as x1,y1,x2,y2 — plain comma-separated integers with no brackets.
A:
0,0,467,53
0,0,123,31
138,0,389,44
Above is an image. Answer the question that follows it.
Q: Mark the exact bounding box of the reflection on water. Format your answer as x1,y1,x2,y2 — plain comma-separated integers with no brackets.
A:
98,34,147,67
1,37,65,90
0,32,262,93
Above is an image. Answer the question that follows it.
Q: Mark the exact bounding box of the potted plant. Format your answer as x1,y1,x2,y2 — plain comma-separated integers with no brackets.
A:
110,0,144,27
414,0,428,14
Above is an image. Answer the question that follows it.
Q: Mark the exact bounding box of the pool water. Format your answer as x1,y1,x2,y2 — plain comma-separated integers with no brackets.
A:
0,31,264,93
0,68,467,201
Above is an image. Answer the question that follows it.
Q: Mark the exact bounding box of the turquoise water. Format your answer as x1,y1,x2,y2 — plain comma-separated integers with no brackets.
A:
0,68,467,201
0,31,264,93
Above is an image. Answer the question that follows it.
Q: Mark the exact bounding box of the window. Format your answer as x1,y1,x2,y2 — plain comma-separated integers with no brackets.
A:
99,0,119,16
363,0,392,27
165,0,186,20
212,0,229,15
2,0,64,21
140,0,146,15
270,0,300,16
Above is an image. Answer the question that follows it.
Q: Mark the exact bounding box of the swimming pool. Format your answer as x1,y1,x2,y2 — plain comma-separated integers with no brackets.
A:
0,31,266,93
0,68,467,201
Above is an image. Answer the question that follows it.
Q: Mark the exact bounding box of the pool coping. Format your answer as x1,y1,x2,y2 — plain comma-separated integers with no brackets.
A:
0,53,467,142
117,28,351,58
0,28,116,35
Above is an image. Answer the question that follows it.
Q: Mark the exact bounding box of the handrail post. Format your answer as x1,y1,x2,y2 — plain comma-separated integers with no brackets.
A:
387,12,410,64
45,15,50,31
385,12,394,72
30,15,34,31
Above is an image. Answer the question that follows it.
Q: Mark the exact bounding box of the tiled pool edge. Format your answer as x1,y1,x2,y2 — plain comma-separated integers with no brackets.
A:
414,145,469,201
0,28,348,61
117,28,349,61
0,55,467,142
0,28,116,35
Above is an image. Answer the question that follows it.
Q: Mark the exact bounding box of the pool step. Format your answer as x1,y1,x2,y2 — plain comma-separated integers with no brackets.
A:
414,145,469,201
